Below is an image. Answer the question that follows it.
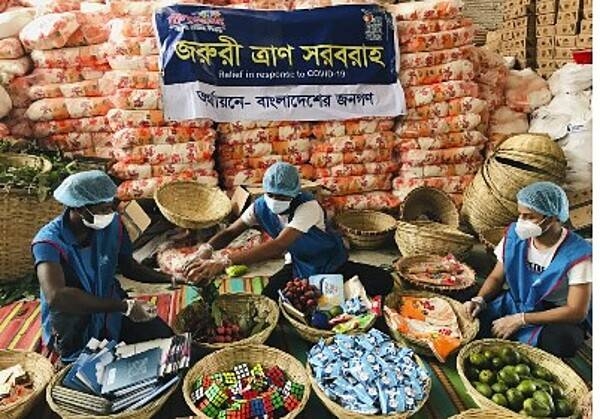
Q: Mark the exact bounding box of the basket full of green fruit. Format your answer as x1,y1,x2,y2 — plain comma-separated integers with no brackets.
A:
174,283,279,350
457,339,588,418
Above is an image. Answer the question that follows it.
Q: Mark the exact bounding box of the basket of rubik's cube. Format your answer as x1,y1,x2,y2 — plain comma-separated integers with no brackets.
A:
183,345,310,418
278,275,380,343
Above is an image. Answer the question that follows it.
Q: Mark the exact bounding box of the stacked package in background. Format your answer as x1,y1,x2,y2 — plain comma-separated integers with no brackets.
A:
104,1,219,202
19,7,113,155
217,121,314,192
389,0,487,209
0,7,36,136
311,118,400,217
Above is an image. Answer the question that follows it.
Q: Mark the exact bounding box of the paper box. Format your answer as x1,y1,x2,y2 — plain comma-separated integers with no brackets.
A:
119,200,152,242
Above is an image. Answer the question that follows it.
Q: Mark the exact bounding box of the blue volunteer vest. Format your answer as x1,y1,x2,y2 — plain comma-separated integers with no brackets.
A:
32,212,125,359
254,192,348,278
483,223,592,345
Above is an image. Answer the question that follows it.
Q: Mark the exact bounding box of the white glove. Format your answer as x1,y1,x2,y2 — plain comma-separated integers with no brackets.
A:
463,296,486,319
123,299,157,323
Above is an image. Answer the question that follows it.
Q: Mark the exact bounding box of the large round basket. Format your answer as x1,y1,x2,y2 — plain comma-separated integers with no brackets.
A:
479,227,506,253
154,181,232,230
46,366,176,419
183,345,310,418
394,255,477,294
400,186,459,227
0,350,54,419
334,210,397,249
174,294,279,350
0,153,62,283
457,339,588,418
448,408,518,418
384,290,479,359
395,220,476,258
307,349,431,418
279,300,375,343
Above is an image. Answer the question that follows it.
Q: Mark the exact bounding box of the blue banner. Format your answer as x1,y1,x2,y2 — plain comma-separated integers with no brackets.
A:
155,4,405,122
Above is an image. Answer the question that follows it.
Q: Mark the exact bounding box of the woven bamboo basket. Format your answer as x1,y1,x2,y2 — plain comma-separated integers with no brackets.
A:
494,151,567,181
307,348,431,418
395,220,476,258
394,255,477,294
400,186,459,227
0,350,54,419
457,339,588,418
384,290,479,359
46,366,176,419
0,153,62,283
279,299,376,343
183,345,310,418
495,134,565,159
448,408,518,418
173,294,279,350
334,210,397,249
154,181,232,230
478,227,506,252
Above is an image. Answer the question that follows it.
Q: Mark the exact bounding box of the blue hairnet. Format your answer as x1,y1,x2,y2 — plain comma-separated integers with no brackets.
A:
53,170,117,208
262,162,300,198
516,181,569,223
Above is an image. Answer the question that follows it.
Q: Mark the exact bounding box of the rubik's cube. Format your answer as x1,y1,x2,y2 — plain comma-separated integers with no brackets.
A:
284,395,300,412
250,398,266,416
217,411,227,419
190,386,204,404
198,399,220,418
211,373,225,386
250,374,269,391
262,396,274,413
222,371,237,386
206,383,229,407
225,409,245,419
239,400,251,417
270,390,284,410
203,376,213,388
251,363,264,377
234,363,251,380
266,366,286,388
287,381,304,399
241,389,259,400
193,378,204,391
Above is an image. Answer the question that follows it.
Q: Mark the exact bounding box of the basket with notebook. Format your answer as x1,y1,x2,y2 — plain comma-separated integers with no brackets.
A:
46,335,190,418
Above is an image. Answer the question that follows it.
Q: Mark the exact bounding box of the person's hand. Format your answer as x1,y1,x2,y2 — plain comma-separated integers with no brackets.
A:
125,300,157,323
195,243,213,260
463,296,486,319
492,313,526,339
184,256,230,286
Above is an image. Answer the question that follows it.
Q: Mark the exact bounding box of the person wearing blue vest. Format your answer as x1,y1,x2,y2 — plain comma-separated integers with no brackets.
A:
32,170,176,363
464,182,592,357
184,162,394,300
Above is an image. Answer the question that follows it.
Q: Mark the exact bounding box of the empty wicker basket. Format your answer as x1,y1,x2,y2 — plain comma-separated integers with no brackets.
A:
334,210,397,249
400,186,459,227
395,220,476,258
154,181,232,230
0,350,54,419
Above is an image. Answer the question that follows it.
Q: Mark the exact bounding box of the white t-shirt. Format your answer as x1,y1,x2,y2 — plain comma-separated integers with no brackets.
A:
241,201,326,264
494,228,592,306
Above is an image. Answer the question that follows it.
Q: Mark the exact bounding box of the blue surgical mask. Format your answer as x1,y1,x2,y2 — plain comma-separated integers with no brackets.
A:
264,195,291,214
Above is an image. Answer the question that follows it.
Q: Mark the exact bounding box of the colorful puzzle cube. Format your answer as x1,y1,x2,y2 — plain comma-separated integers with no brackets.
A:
206,383,229,408
289,382,304,399
263,396,274,413
199,399,220,418
234,363,251,380
241,389,259,400
250,398,266,416
202,376,213,389
284,395,300,412
250,375,268,391
270,390,284,409
251,363,264,377
211,373,225,386
222,371,237,386
190,387,204,404
266,366,286,388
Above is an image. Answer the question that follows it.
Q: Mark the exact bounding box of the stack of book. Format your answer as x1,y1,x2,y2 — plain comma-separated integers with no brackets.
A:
51,334,191,415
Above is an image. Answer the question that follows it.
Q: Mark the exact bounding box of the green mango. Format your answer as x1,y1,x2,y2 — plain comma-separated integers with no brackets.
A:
469,352,489,368
506,388,525,411
465,366,481,381
500,347,521,365
479,369,497,385
474,382,494,398
550,384,565,399
515,364,531,377
492,393,509,407
532,366,554,382
516,379,539,397
491,357,505,370
554,398,573,417
532,379,553,396
533,390,554,415
498,367,520,387
483,349,497,362
523,397,552,417
491,381,508,394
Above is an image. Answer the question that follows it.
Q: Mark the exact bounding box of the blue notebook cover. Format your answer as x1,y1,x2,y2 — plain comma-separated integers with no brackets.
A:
101,348,162,396
76,340,118,395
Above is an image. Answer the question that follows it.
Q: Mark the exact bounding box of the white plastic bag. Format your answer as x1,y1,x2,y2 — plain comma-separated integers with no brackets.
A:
548,63,593,95
505,68,552,113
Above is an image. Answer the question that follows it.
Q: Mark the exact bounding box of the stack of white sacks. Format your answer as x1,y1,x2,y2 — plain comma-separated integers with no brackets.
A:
390,0,487,209
18,4,113,156
217,122,314,192
104,0,219,201
0,6,35,137
310,118,400,217
529,63,592,193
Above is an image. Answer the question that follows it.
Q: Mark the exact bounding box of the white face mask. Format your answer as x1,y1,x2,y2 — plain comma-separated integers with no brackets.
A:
264,195,291,214
515,218,546,240
82,210,115,230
